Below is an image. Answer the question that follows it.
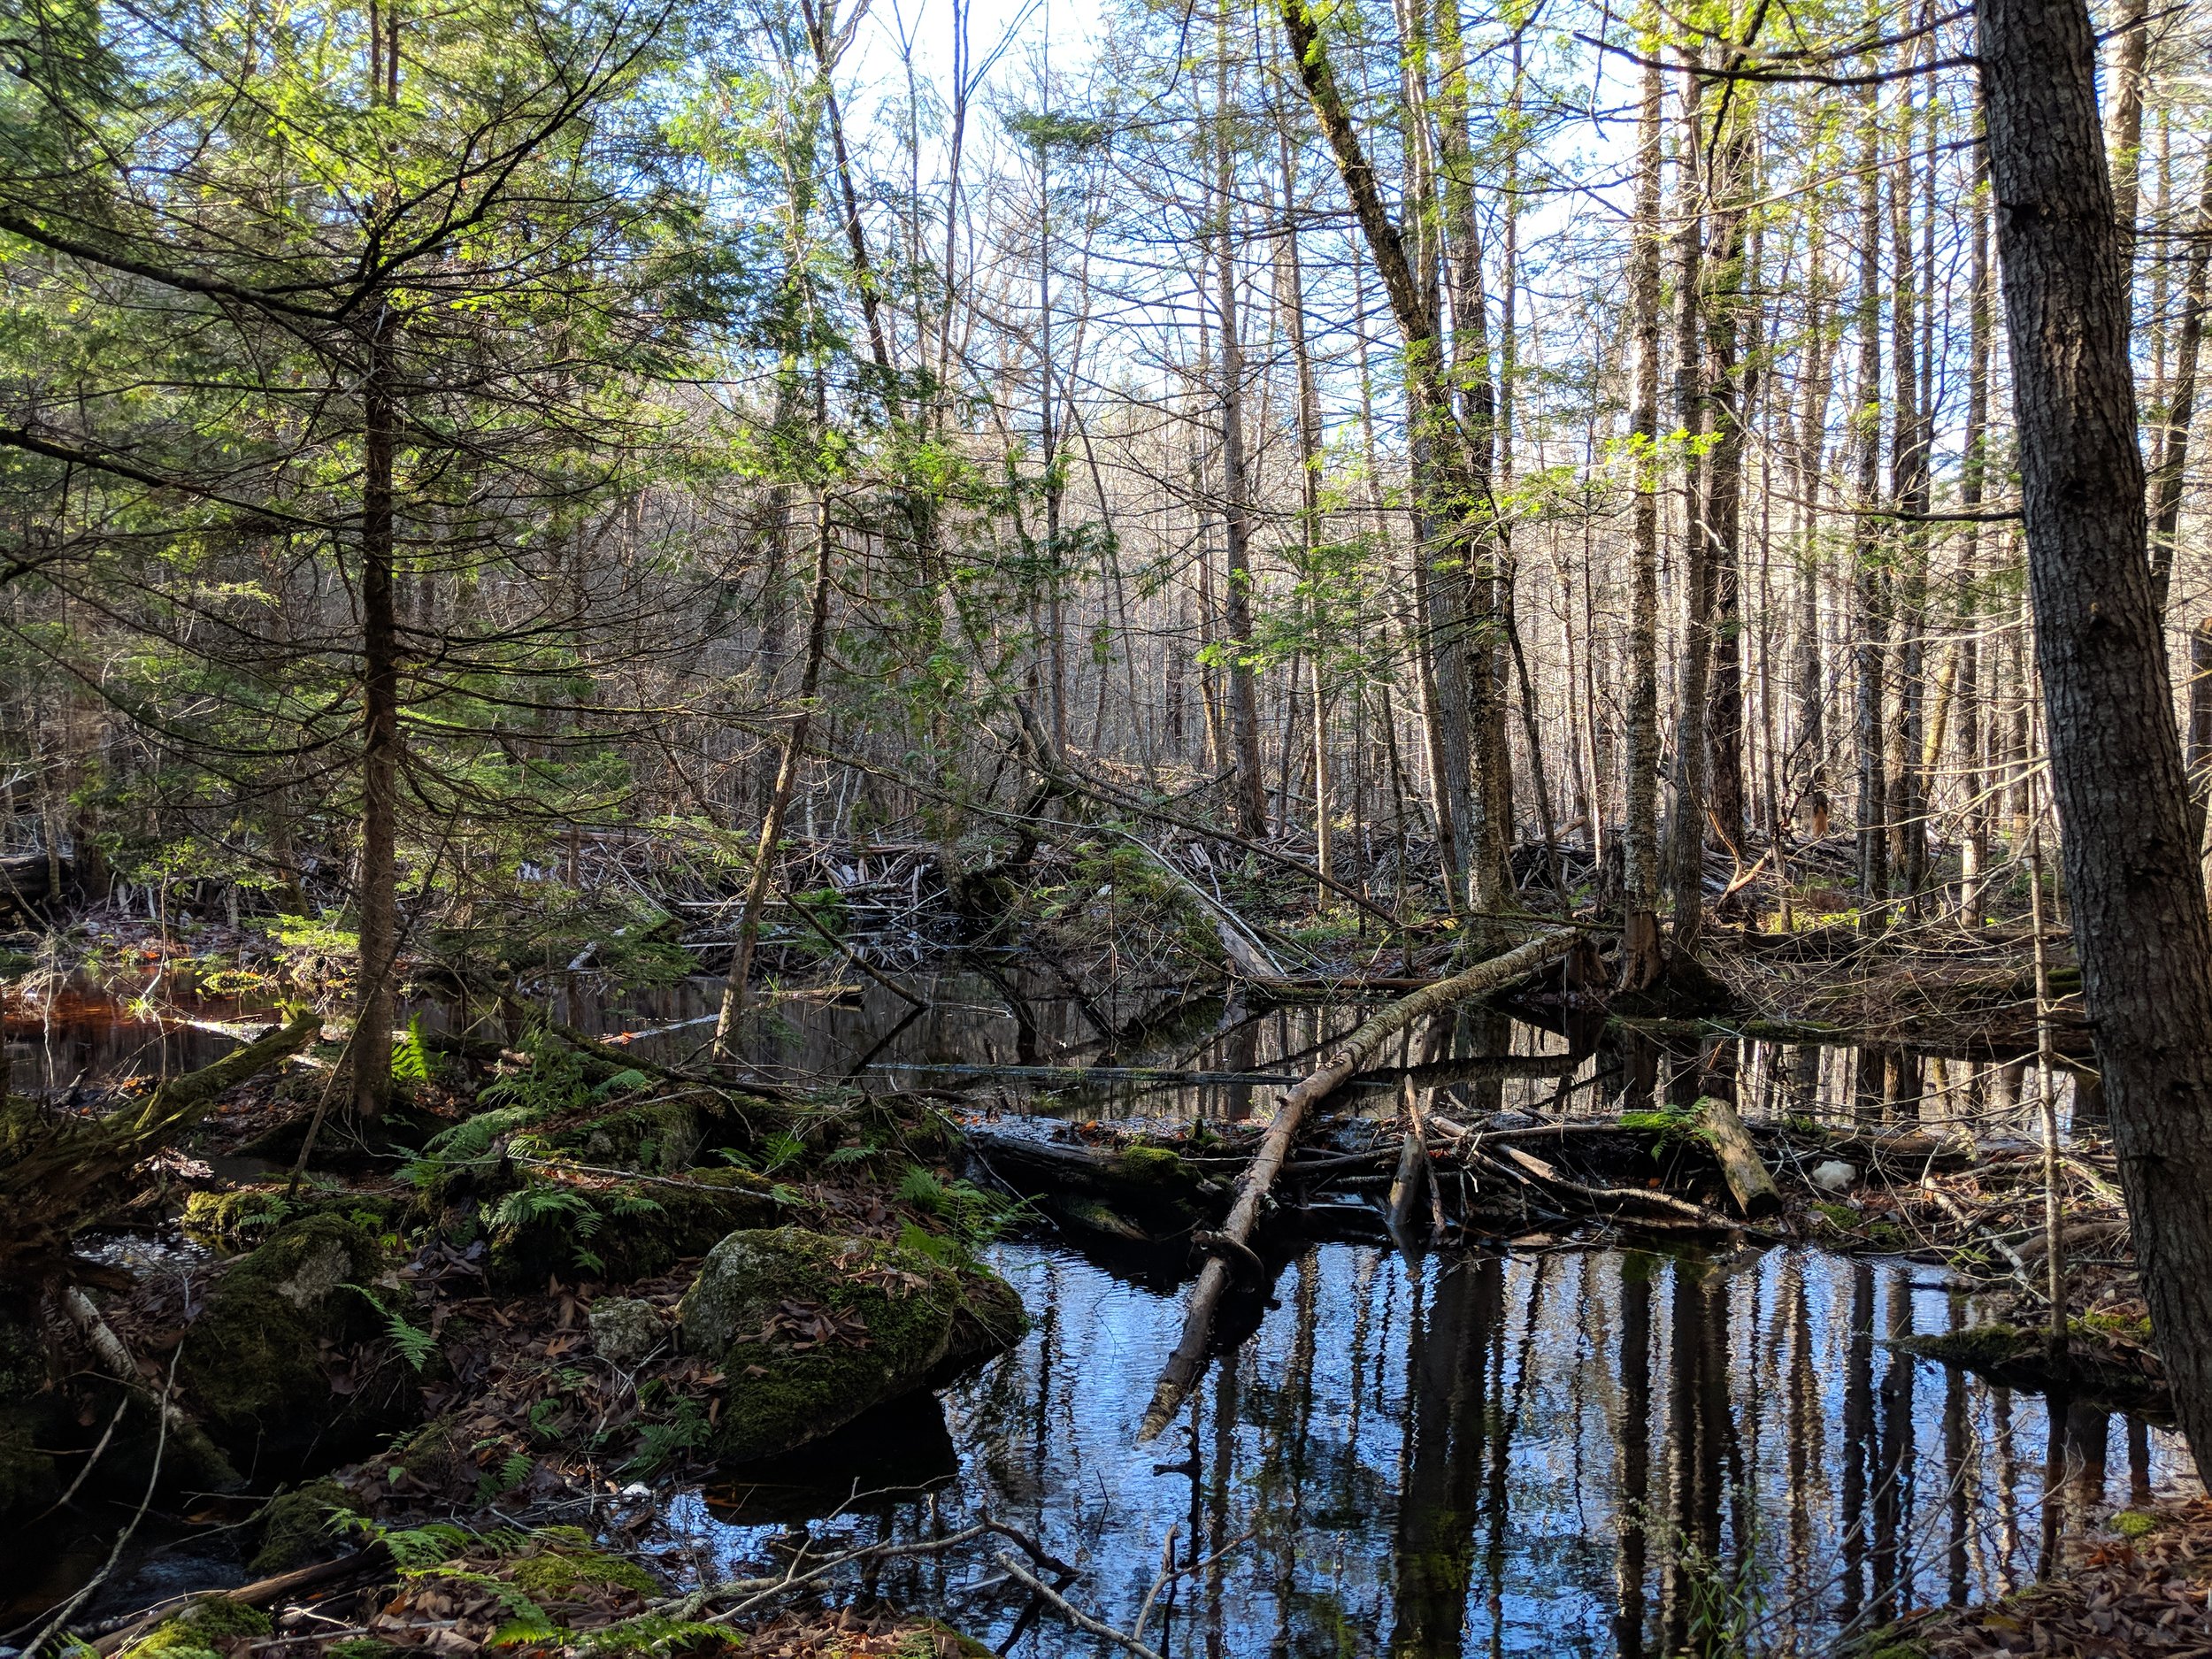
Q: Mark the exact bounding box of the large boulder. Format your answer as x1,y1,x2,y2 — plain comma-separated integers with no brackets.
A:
176,1213,410,1467
677,1228,1025,1463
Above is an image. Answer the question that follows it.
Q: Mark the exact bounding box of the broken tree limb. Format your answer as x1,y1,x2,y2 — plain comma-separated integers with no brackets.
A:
1133,926,1575,1441
1695,1096,1782,1218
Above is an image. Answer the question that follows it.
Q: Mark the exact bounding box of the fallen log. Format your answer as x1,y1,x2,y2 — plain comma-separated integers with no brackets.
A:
1697,1096,1781,1218
1133,926,1576,1440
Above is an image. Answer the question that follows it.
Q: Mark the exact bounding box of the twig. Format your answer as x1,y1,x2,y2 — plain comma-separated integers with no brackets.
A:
993,1553,1166,1659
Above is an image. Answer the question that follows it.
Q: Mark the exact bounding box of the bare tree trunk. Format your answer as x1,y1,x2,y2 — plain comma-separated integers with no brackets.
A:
1793,229,1833,839
1278,117,1333,894
1663,49,1713,948
2104,0,2150,244
1886,76,1932,910
1278,0,1492,910
1982,0,2212,1481
2148,165,2212,618
715,494,835,1056
1957,114,1994,926
1699,61,1757,867
1214,44,1269,843
1851,69,1891,933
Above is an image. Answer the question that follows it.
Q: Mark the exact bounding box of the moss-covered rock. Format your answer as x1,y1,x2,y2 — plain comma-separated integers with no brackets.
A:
587,1296,664,1367
247,1477,349,1574
177,1214,406,1462
678,1228,1025,1463
554,1099,704,1172
486,1169,783,1290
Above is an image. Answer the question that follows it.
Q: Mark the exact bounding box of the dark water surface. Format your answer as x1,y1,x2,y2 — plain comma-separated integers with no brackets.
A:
670,1240,2187,1659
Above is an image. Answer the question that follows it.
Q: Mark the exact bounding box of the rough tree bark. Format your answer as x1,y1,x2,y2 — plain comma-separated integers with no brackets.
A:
1617,25,1666,990
1850,69,1890,933
1981,0,2212,1479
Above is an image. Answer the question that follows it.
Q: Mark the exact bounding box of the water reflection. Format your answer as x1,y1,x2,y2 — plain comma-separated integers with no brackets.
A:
669,1241,2188,1658
5,971,2113,1153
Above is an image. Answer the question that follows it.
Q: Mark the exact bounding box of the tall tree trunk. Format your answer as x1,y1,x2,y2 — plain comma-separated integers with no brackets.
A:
1886,78,1932,910
1214,27,1269,841
1278,0,1492,910
1432,0,1516,916
1851,68,1891,933
715,494,835,1056
1619,32,1663,987
1957,115,1994,926
1700,65,1757,866
1278,114,1334,895
2149,165,2212,618
1663,49,1713,947
1793,230,1833,838
353,298,399,1124
2104,0,2151,245
1982,0,2212,1482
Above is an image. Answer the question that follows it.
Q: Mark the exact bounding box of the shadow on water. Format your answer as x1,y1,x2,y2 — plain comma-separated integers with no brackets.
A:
668,1240,2186,1659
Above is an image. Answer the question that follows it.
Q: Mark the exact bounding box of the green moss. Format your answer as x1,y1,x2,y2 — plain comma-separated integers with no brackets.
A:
181,1187,399,1250
177,1214,393,1452
556,1100,704,1172
326,1641,404,1659
2078,1310,2154,1341
678,1228,1026,1462
1810,1202,1860,1233
2114,1509,2161,1540
1112,1144,1187,1183
124,1597,273,1659
505,1528,657,1600
897,1624,997,1659
1893,1324,2031,1371
248,1478,349,1574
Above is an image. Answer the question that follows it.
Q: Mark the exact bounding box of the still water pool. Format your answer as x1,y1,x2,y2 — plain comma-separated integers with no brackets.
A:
667,1240,2188,1658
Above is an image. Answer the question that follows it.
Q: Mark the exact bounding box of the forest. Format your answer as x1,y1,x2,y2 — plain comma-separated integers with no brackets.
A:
3,0,2210,1648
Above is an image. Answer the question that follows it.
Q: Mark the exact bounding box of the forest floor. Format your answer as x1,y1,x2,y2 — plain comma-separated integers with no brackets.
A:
1867,1494,2212,1656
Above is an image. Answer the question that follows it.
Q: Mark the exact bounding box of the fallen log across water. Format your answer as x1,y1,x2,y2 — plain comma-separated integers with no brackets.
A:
1133,926,1576,1441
